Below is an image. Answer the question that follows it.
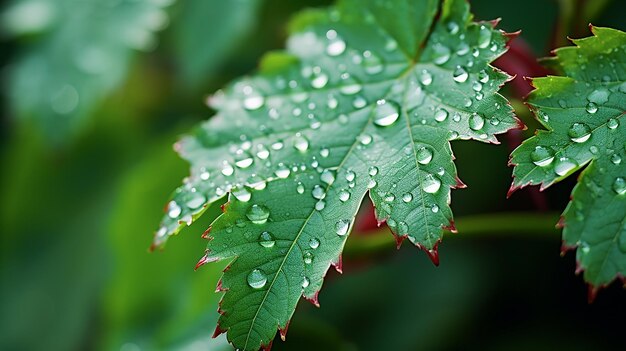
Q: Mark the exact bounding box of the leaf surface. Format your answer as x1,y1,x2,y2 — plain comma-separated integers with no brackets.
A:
510,26,626,291
156,0,518,349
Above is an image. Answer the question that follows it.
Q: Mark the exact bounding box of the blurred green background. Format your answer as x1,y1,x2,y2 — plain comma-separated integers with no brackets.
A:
1,0,624,350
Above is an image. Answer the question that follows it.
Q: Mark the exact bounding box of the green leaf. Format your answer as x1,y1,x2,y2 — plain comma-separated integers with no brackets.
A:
3,0,174,141
510,26,626,291
156,0,518,349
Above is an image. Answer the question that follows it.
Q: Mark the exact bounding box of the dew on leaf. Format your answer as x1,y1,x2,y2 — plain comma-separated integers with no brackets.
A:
312,185,326,200
335,219,350,236
432,44,451,65
303,252,313,264
469,113,485,130
294,133,310,152
296,182,305,194
373,99,400,126
259,231,275,248
453,66,469,83
315,200,326,211
530,146,555,167
320,169,336,185
309,237,320,249
477,25,492,48
358,133,372,145
221,161,235,176
422,174,441,193
611,154,622,165
402,193,413,203
275,163,291,178
608,118,619,129
362,50,383,74
233,188,252,202
243,90,264,111
613,177,626,195
419,69,433,86
568,123,592,143
585,102,598,114
554,157,577,176
247,269,267,289
417,146,433,165
434,108,448,122
345,170,356,182
326,30,346,56
167,201,182,218
339,189,350,202
246,204,270,224
431,204,440,213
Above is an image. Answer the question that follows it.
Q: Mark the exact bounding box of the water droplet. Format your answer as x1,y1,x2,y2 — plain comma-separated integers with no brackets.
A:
384,193,395,202
373,99,400,127
456,42,470,56
477,25,492,48
339,189,350,202
247,269,267,289
233,188,252,202
296,182,305,194
352,95,367,109
259,231,275,248
246,204,270,224
303,252,313,264
186,193,206,209
312,185,326,200
417,146,433,165
167,201,182,218
472,81,483,92
256,145,270,159
221,161,234,176
309,238,320,249
271,141,284,150
335,219,350,236
530,146,555,167
585,102,598,114
432,44,451,65
453,66,469,83
243,91,264,111
608,118,619,129
367,179,377,188
422,174,441,193
469,113,485,130
587,88,610,105
419,69,433,86
345,170,356,182
315,200,326,211
326,30,346,56
363,51,383,74
611,154,622,165
294,133,309,152
339,75,362,95
568,123,592,143
402,193,413,202
589,146,599,154
369,166,379,176
478,70,489,83
358,133,372,145
320,169,336,185
431,204,440,213
320,148,330,158
275,163,291,178
234,152,254,169
301,276,310,288
554,157,577,176
434,109,448,122
613,177,626,195
447,21,460,35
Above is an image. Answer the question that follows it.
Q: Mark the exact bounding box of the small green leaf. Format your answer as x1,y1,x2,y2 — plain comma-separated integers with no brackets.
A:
510,26,626,291
156,0,518,349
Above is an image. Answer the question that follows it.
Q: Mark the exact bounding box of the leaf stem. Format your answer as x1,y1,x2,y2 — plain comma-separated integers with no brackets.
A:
344,212,561,258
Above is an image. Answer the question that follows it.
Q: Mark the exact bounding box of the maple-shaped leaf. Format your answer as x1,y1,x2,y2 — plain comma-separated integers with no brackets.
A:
155,0,518,349
510,26,626,295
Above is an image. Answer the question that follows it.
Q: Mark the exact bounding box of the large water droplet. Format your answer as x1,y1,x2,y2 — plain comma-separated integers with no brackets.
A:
432,44,451,65
402,193,413,203
434,109,448,122
417,146,433,165
256,145,270,160
613,177,626,195
587,88,610,105
422,174,441,193
315,200,326,211
312,185,326,200
345,170,356,182
530,146,555,167
326,30,346,56
453,66,469,83
554,157,577,176
233,188,252,202
259,231,275,248
247,269,267,289
311,71,329,89
373,99,400,126
221,161,234,176
339,75,362,95
469,113,485,130
335,219,350,236
246,204,270,224
339,189,350,202
369,166,379,176
363,51,383,74
568,123,592,143
234,152,254,169
320,169,336,185
608,118,619,130
431,204,440,213
243,91,264,111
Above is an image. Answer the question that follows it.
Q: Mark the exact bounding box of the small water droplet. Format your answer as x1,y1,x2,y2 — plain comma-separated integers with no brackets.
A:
613,177,626,195
234,152,254,169
478,70,489,83
309,238,320,249
294,133,310,152
469,113,485,130
568,123,592,143
345,170,356,182
247,269,267,289
611,154,622,165
447,21,460,35
416,146,433,165
434,109,448,122
373,99,400,126
402,193,413,203
369,166,379,176
367,179,377,189
432,44,451,65
420,69,433,86
352,95,368,109
422,174,441,193
233,188,252,202
312,185,326,200
167,201,182,218
256,145,270,160
326,30,346,56
259,231,275,248
358,133,372,145
303,251,313,264
315,200,326,211
431,204,440,213
608,118,619,129
530,146,555,167
320,169,336,185
275,163,291,178
335,219,350,236
363,50,383,74
221,161,234,176
453,66,469,83
477,25,492,48
246,204,270,224
339,189,350,202
554,157,577,176
296,182,305,194
585,102,598,114
243,90,264,111
301,276,310,288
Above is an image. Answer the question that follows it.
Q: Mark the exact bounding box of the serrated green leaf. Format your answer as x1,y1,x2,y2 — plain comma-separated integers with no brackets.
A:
156,0,518,349
510,26,626,290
